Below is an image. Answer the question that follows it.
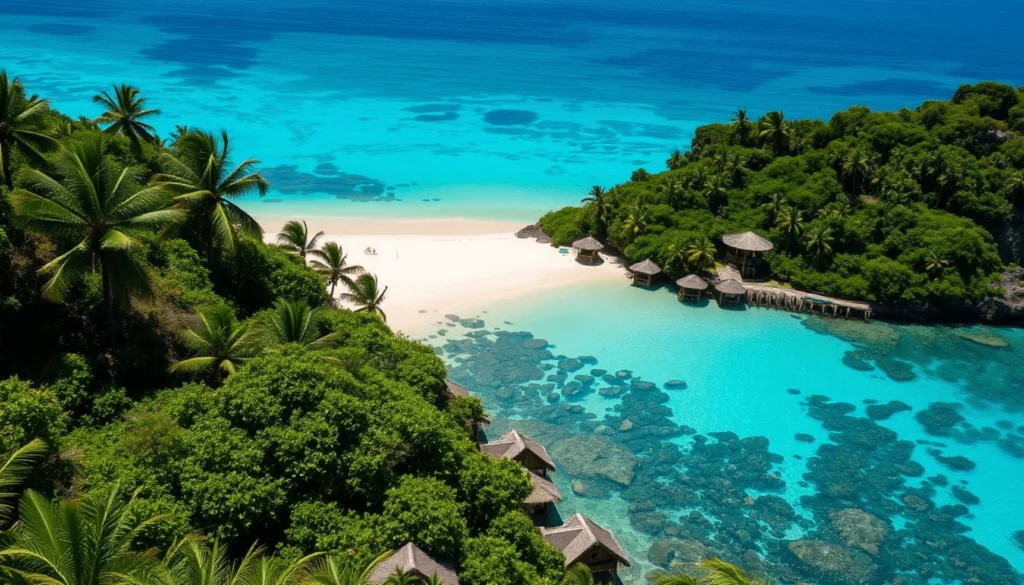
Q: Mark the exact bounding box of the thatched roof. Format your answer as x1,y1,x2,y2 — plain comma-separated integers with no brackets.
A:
444,379,469,398
540,514,631,568
629,259,662,276
524,470,562,505
368,543,459,585
676,274,708,290
572,237,604,252
480,430,556,471
722,231,774,252
714,279,747,295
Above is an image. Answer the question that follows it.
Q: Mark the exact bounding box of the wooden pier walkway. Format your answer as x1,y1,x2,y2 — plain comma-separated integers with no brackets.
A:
713,265,873,322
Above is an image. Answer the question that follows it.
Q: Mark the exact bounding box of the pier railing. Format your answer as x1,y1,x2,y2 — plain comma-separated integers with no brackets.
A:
744,284,872,322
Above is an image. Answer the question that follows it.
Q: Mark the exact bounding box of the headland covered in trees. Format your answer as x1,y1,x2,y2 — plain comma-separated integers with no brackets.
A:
539,82,1024,323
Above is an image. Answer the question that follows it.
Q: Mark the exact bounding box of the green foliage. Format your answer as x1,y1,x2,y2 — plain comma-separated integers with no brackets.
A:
539,85,1021,304
0,377,64,455
485,511,565,582
460,536,547,585
217,238,328,315
381,476,468,560
456,454,531,532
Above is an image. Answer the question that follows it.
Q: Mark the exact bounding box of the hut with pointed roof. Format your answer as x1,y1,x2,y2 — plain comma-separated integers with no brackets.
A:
628,259,662,286
480,429,555,476
713,279,747,306
367,542,459,585
540,514,631,576
722,231,773,279
444,379,488,441
523,469,562,520
572,237,604,264
675,274,708,302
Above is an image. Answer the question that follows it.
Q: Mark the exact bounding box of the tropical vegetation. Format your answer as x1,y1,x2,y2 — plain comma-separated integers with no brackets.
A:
541,82,1024,305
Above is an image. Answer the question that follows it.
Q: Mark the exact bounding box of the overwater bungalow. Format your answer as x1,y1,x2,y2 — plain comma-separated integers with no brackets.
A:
628,259,661,286
713,279,747,306
722,231,773,279
540,514,631,577
480,429,556,476
675,274,708,302
572,236,604,264
367,542,460,585
523,469,562,520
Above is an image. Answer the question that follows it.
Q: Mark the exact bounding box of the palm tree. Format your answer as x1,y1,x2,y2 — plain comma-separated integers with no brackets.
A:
699,558,772,585
665,149,686,170
258,298,342,349
775,206,804,248
305,553,389,585
9,134,183,346
758,111,790,156
1009,172,1024,200
0,440,47,522
310,242,363,298
383,568,419,585
804,225,834,266
0,487,167,585
923,250,950,277
154,129,269,268
0,70,56,189
340,274,388,321
840,146,874,195
93,84,160,152
562,563,594,585
653,572,700,585
731,109,752,146
277,220,324,260
622,198,651,241
686,236,717,272
703,174,729,215
581,185,609,238
760,193,787,224
659,179,685,209
662,240,688,274
169,305,255,379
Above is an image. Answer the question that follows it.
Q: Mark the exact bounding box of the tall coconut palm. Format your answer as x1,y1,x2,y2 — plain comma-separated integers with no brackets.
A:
758,111,790,156
775,206,804,248
304,553,389,585
840,146,874,195
310,241,363,297
760,193,787,224
9,134,183,346
699,558,772,585
1008,172,1024,200
731,109,752,146
659,179,685,209
665,149,686,170
0,487,167,585
169,305,255,379
622,198,651,241
804,225,834,266
703,174,729,215
154,129,269,268
562,564,594,585
277,220,324,260
0,440,47,521
923,250,950,277
93,84,161,152
383,568,419,585
0,70,56,189
686,236,717,272
581,185,609,239
257,298,342,349
340,274,388,321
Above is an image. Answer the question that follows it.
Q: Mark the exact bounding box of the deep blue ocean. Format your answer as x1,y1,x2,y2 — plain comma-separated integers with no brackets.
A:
4,0,1024,583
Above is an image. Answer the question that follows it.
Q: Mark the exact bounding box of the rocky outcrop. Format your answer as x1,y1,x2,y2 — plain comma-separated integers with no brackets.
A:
787,540,877,584
870,267,1024,324
647,537,709,567
829,508,888,556
515,223,552,244
549,434,637,486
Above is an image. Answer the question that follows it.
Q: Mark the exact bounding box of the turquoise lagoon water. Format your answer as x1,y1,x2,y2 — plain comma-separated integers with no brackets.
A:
3,0,1023,221
431,281,1024,584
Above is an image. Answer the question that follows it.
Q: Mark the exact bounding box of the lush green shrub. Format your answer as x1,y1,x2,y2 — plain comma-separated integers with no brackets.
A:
217,238,327,315
0,377,64,454
381,476,468,560
538,206,587,246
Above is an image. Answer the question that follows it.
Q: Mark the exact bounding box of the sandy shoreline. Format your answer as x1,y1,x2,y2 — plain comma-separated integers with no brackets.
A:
258,216,627,335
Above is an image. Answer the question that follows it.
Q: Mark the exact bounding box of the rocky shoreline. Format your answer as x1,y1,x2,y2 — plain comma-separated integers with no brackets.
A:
516,224,1024,327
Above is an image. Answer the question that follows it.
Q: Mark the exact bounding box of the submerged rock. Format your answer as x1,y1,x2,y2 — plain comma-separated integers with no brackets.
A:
550,434,637,486
829,508,888,556
955,329,1010,348
647,538,709,567
915,402,965,436
795,433,816,443
951,485,980,505
865,400,912,421
664,380,687,390
786,540,877,584
841,351,875,372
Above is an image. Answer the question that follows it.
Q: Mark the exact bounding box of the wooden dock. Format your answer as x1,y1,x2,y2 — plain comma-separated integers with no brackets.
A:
744,284,873,322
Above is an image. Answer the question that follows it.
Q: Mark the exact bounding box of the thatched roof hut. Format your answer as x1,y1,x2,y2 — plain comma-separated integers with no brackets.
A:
722,231,773,252
524,470,561,505
480,430,556,472
714,279,747,295
572,236,604,252
368,543,459,585
444,379,469,398
628,259,661,286
540,514,631,574
676,274,708,290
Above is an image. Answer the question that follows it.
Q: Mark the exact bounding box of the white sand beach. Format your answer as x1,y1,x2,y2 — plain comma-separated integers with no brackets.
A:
256,216,627,335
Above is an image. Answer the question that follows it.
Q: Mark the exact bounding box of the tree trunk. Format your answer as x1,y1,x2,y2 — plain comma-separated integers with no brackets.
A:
102,262,117,348
206,231,218,283
1,139,12,189
330,280,337,298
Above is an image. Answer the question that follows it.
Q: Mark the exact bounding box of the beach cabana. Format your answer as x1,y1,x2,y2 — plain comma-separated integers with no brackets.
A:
675,274,708,302
368,543,459,585
480,429,556,476
722,231,773,279
628,259,662,286
572,237,604,264
540,514,631,576
523,469,562,520
713,279,747,306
